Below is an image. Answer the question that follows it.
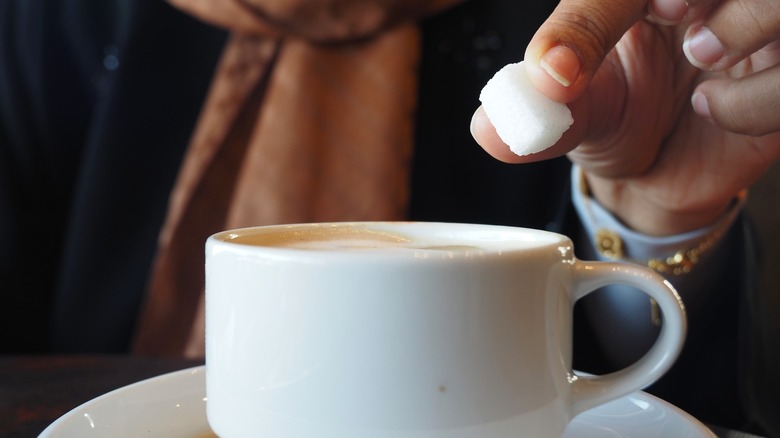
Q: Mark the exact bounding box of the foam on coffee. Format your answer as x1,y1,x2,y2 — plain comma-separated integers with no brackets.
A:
223,226,408,249
222,225,486,252
216,223,562,253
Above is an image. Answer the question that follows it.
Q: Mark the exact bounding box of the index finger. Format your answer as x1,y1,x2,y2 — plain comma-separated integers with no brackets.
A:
524,0,647,103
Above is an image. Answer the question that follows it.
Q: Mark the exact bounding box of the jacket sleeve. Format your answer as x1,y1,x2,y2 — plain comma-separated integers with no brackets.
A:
740,207,780,437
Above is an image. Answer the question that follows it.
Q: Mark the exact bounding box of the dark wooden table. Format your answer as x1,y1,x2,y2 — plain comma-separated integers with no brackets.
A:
0,355,203,437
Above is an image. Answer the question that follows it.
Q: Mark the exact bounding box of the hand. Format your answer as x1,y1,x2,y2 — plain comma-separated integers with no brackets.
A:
681,0,780,135
471,0,780,236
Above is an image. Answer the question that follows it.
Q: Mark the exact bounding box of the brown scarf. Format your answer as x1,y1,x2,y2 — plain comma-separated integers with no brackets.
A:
132,0,460,356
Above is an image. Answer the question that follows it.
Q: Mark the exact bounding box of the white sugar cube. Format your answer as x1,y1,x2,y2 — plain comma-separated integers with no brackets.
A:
479,61,573,156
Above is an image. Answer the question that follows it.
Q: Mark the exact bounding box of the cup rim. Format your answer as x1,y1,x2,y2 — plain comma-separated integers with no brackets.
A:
207,221,570,259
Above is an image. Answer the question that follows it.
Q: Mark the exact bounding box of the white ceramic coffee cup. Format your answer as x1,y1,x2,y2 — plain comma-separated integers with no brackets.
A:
205,222,686,438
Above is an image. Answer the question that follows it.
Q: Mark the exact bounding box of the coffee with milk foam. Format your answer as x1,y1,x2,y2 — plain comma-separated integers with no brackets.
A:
217,223,558,252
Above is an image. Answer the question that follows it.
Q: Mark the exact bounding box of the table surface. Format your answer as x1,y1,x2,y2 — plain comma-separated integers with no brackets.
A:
0,355,203,437
0,355,766,438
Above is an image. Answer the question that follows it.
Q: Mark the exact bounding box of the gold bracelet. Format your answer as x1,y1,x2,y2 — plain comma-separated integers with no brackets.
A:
579,168,728,276
594,228,719,276
577,167,740,326
594,222,724,326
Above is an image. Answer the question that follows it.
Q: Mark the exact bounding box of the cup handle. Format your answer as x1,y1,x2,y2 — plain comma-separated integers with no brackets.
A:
568,260,687,416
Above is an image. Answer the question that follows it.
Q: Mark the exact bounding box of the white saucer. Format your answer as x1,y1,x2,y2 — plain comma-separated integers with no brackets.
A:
39,366,715,437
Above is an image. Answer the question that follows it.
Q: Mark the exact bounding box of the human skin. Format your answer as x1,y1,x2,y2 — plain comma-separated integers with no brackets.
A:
472,0,780,236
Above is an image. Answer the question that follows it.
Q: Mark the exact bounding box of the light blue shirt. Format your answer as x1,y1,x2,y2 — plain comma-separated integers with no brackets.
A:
570,165,744,366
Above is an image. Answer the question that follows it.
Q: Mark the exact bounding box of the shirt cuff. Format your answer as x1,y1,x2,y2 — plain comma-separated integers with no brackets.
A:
570,165,745,270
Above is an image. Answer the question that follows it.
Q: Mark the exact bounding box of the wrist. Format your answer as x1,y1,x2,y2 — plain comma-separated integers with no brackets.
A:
581,171,739,236
571,165,746,277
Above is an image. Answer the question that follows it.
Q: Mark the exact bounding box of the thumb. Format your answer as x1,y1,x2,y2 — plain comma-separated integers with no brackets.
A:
524,0,647,103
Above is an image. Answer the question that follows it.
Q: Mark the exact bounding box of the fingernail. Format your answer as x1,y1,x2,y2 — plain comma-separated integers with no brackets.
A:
691,91,712,119
540,45,581,87
649,0,688,24
469,109,479,138
683,27,724,69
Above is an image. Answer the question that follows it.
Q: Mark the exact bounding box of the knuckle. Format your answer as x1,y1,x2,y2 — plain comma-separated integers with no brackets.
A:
717,0,780,50
714,83,778,136
739,2,774,41
550,9,616,58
